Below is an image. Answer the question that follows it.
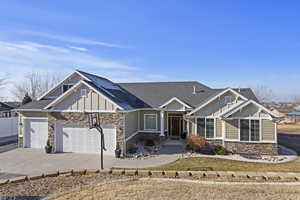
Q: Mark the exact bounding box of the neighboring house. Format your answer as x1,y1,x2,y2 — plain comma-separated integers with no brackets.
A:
0,102,20,118
269,106,300,124
15,70,279,155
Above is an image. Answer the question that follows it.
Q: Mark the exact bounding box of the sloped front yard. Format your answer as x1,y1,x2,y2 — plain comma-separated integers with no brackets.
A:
146,133,300,172
0,173,125,199
54,179,300,200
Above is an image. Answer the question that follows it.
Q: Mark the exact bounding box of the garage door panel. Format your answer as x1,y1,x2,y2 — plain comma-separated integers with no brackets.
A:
24,119,48,149
56,124,116,155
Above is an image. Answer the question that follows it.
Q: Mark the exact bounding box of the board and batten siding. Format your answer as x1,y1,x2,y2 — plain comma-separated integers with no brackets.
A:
139,110,161,131
230,103,270,118
45,73,83,98
216,119,222,138
125,111,139,138
225,120,239,139
53,85,116,111
262,119,276,141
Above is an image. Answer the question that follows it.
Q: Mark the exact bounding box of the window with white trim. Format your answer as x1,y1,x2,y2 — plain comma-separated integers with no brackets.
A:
62,84,74,93
144,114,157,130
240,119,260,141
197,118,215,138
81,89,87,98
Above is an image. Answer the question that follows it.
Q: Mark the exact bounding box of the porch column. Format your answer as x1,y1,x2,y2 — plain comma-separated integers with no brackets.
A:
160,110,165,136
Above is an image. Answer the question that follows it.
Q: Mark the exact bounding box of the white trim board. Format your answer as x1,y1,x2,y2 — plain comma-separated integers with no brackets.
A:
159,97,192,109
188,88,248,116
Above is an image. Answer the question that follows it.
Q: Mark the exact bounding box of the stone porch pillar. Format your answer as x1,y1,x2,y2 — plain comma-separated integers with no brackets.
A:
160,110,165,136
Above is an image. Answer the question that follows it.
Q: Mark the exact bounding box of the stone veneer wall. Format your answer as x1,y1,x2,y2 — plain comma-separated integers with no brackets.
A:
206,140,278,155
48,112,125,154
224,141,278,155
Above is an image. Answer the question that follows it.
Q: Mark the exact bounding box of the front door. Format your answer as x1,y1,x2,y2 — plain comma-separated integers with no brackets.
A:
168,114,183,138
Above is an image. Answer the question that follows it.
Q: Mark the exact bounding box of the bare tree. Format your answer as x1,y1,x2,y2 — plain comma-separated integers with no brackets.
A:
12,72,64,101
0,74,8,100
252,85,274,102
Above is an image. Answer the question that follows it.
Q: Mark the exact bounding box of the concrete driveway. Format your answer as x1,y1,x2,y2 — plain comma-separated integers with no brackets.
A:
0,148,180,180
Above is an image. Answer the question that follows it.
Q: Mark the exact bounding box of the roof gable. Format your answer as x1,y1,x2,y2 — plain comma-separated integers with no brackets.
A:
221,100,279,119
188,88,248,116
44,80,124,110
159,97,192,110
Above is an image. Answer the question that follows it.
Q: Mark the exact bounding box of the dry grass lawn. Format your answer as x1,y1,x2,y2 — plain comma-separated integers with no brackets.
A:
146,156,300,172
146,132,300,172
278,124,300,134
55,180,300,200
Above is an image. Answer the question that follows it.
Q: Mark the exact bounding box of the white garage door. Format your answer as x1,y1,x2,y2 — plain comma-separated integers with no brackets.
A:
24,118,48,148
55,124,116,155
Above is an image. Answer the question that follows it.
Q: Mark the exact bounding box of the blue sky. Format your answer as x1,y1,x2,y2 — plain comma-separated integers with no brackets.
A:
0,0,299,100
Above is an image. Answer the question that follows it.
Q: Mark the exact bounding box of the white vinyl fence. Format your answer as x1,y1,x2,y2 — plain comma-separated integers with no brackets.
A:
0,117,18,137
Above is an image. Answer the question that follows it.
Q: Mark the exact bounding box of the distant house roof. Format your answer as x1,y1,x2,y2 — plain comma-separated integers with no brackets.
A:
17,100,53,110
0,102,20,111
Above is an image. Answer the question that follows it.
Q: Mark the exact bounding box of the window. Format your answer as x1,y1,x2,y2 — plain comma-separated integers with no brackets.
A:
240,119,260,141
144,114,157,130
206,119,214,138
62,84,73,93
197,118,205,137
251,120,260,141
197,118,215,138
224,96,232,104
240,120,249,141
81,89,87,98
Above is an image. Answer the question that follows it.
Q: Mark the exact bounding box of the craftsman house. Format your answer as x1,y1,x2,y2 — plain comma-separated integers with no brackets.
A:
16,70,279,155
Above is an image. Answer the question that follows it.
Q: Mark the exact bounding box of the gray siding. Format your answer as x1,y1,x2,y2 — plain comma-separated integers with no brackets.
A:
216,119,222,138
225,120,238,139
125,111,139,138
262,120,276,141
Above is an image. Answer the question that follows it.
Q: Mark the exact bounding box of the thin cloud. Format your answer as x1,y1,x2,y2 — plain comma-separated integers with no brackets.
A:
20,30,128,49
0,40,136,71
68,46,88,51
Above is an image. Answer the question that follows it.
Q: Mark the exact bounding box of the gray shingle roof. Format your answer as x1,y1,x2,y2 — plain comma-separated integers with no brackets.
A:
119,82,259,109
16,100,54,110
118,81,215,108
15,70,259,111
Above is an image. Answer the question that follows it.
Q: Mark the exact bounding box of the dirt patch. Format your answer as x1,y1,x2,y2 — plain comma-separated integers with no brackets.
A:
0,174,124,198
278,124,300,134
54,179,300,200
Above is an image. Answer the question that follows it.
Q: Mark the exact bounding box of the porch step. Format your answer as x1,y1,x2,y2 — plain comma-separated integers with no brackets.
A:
162,139,186,147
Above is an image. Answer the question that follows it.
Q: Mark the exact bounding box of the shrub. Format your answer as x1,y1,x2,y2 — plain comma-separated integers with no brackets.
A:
127,144,138,154
144,139,155,147
213,145,228,155
186,136,207,153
